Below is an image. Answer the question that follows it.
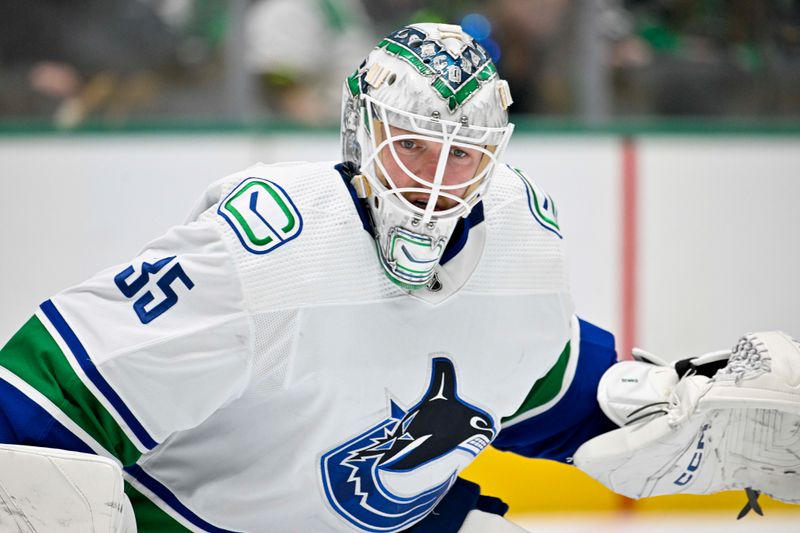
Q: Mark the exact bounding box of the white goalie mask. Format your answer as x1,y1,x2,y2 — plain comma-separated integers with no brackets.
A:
341,23,515,290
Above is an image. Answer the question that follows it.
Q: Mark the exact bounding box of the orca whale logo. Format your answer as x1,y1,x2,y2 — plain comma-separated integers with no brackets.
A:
320,357,496,532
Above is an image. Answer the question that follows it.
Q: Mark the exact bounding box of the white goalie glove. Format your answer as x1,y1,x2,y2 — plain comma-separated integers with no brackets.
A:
0,444,136,532
573,331,800,517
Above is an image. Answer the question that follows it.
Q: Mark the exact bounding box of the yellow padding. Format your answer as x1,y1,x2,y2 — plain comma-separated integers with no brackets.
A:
462,448,800,514
461,448,617,513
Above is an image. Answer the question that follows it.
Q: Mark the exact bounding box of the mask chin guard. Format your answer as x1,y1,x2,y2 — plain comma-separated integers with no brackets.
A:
379,225,446,289
359,176,458,290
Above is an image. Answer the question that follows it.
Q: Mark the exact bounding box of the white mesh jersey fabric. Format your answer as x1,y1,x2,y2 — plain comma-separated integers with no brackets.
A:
191,161,570,392
249,309,298,393
195,161,404,392
194,161,567,306
198,161,403,312
465,164,570,293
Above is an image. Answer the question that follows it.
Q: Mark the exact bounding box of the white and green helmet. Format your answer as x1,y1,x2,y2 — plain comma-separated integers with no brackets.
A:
341,22,515,290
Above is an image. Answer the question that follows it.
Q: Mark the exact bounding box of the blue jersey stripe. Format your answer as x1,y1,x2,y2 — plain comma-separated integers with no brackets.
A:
0,377,96,455
125,465,242,533
39,299,159,450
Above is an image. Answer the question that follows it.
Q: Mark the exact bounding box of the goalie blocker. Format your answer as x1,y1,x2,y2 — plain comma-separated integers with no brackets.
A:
574,331,800,516
0,444,136,532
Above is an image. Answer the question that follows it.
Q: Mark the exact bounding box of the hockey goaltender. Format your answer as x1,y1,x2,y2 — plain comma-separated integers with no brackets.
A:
1,22,798,533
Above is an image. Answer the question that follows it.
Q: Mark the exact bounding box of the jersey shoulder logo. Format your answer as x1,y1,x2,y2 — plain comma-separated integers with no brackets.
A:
320,357,496,532
508,165,562,239
218,177,303,254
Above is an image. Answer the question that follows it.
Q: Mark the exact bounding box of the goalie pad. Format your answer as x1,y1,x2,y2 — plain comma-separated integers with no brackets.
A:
573,331,800,506
0,444,136,532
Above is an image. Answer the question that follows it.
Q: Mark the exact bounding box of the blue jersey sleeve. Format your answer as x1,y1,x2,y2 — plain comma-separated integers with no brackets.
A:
492,318,619,462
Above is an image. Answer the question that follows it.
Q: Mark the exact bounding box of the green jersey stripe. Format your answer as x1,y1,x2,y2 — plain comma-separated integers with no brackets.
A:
125,482,192,533
39,300,158,450
0,315,141,465
36,305,152,453
502,341,572,425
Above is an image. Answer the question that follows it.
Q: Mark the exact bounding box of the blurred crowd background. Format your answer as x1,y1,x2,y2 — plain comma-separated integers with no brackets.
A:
1,0,799,129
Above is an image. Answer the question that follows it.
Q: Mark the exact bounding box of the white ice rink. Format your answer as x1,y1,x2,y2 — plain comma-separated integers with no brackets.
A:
513,513,798,533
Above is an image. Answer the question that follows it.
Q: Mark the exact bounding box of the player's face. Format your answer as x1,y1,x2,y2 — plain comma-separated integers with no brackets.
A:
378,126,484,211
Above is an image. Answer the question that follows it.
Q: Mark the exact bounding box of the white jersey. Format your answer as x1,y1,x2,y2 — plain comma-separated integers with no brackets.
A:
0,161,574,532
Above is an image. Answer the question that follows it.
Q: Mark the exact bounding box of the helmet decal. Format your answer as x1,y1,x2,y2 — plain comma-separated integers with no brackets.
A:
378,26,497,111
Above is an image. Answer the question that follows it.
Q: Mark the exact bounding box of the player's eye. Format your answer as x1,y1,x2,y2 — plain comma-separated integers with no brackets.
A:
398,139,417,150
450,148,469,159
